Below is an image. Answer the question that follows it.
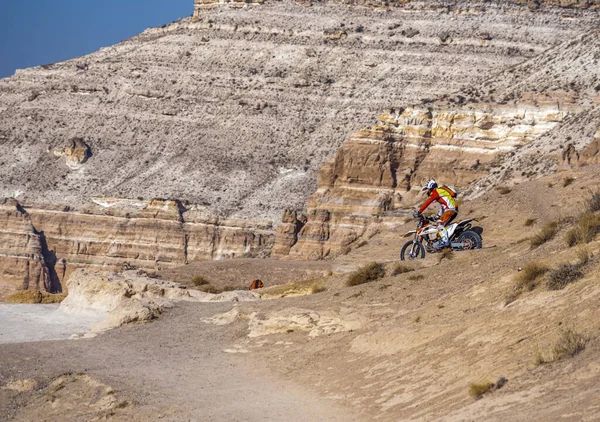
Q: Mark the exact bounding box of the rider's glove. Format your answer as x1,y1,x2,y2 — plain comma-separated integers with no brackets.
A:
412,210,422,218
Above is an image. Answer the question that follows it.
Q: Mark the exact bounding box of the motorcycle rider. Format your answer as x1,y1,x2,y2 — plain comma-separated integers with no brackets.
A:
416,179,458,248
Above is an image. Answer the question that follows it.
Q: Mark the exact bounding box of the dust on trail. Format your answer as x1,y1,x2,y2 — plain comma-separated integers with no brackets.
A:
0,302,363,422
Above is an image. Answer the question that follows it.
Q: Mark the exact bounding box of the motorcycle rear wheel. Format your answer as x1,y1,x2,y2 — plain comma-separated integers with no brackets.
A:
456,230,483,250
400,241,425,261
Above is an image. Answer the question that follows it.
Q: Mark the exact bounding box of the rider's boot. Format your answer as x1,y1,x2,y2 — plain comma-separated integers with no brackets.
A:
438,225,450,248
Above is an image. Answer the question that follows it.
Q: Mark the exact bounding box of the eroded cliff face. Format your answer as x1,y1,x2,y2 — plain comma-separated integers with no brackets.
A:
1,0,597,223
0,200,51,300
0,198,273,299
274,28,600,259
274,100,573,259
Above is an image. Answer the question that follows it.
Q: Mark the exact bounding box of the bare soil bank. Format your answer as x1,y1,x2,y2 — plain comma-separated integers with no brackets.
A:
0,301,362,422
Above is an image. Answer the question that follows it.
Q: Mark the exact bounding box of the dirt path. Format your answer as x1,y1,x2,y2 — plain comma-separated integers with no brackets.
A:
0,304,103,344
0,302,362,422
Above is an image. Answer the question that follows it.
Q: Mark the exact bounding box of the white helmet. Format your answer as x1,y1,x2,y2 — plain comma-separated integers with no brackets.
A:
422,179,438,192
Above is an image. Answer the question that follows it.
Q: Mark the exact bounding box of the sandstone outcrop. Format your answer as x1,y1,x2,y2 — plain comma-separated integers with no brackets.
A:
0,199,52,300
60,269,257,332
275,28,600,259
0,198,274,299
53,138,92,169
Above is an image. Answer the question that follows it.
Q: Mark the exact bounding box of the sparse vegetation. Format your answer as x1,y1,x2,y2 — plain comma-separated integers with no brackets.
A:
530,221,559,248
356,240,368,248
346,262,386,287
392,264,414,276
546,264,584,290
552,328,587,360
562,176,575,187
588,190,600,213
534,328,587,365
575,246,590,266
199,284,219,294
339,246,351,256
524,218,537,227
5,290,67,304
310,285,327,294
496,186,512,195
506,262,549,304
468,381,494,399
565,213,600,247
192,276,209,286
408,274,425,281
258,277,328,298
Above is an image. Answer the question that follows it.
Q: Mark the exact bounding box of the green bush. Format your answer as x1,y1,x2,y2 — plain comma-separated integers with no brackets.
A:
346,263,386,287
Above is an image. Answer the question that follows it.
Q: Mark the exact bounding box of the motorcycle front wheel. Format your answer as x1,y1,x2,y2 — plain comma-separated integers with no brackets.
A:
400,241,425,261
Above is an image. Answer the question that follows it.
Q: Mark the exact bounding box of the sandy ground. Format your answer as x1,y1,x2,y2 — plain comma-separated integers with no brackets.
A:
2,167,600,421
0,302,362,422
0,304,103,344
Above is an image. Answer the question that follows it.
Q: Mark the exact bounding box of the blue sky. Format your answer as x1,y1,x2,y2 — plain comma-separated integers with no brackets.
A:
0,0,191,79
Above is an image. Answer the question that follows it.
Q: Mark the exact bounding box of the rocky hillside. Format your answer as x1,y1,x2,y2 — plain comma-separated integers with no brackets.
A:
274,27,600,259
0,0,597,222
1,0,599,299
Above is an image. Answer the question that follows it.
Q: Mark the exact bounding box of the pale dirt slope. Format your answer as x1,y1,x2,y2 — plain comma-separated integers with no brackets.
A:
1,165,600,420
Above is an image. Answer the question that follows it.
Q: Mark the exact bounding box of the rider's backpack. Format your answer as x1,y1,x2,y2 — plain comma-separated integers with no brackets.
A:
439,185,458,198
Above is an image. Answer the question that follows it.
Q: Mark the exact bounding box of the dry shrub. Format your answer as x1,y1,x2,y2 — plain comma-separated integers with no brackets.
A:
516,262,549,291
524,218,537,227
563,177,575,187
6,290,67,304
588,190,600,213
532,348,546,366
408,274,425,281
552,328,586,360
346,262,385,287
506,262,549,304
199,284,219,294
575,246,590,266
392,264,414,276
546,264,584,290
565,213,600,247
339,246,351,256
496,186,511,195
530,221,559,248
468,381,494,399
221,285,236,292
311,285,327,294
534,328,587,365
356,240,368,248
192,276,209,286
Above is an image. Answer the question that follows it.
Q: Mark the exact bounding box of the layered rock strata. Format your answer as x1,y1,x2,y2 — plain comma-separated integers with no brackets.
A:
0,199,51,300
1,0,597,223
276,29,600,259
275,101,573,259
0,198,274,300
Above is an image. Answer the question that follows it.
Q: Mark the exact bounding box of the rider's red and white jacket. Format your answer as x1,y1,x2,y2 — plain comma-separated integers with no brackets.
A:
419,187,457,214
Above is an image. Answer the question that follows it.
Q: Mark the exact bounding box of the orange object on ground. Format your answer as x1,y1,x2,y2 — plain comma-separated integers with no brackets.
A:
249,279,264,290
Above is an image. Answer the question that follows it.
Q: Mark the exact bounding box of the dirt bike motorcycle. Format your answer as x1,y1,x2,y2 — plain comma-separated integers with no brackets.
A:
400,212,483,260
